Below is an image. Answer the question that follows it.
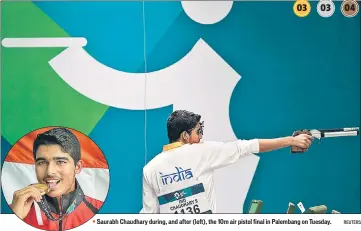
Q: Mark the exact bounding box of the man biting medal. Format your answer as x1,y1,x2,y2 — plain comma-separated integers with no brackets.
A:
10,127,103,231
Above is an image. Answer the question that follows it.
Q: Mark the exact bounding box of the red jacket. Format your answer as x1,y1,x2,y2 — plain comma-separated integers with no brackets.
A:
17,181,103,231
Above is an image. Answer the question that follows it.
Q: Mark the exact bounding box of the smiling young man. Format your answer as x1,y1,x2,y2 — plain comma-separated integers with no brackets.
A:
141,110,314,214
10,127,103,231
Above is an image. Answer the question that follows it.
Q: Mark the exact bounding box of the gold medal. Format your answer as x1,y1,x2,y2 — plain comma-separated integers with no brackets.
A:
293,0,311,17
32,183,50,195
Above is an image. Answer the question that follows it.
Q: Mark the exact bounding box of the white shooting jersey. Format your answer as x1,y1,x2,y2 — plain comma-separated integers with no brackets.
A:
140,139,259,214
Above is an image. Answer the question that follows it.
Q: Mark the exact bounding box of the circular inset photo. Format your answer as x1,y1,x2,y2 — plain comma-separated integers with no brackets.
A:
1,126,110,231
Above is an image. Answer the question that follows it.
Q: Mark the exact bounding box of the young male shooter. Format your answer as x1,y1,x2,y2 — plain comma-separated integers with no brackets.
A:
11,127,102,231
141,110,313,214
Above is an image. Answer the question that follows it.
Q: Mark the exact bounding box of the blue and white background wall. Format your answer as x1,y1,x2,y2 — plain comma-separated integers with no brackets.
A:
1,0,360,214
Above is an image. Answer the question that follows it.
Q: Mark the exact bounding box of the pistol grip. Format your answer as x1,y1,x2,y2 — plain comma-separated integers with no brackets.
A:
291,130,312,153
291,146,306,153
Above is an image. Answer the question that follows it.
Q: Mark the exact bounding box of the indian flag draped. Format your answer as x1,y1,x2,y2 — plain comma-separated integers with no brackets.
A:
1,127,110,206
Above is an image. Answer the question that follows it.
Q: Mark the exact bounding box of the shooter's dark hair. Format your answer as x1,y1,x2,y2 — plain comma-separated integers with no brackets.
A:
167,110,201,143
33,127,81,165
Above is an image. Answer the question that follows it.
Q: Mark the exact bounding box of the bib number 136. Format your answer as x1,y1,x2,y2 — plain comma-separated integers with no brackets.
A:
174,204,200,214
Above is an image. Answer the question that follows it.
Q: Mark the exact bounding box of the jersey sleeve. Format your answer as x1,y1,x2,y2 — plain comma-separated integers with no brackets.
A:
203,139,259,170
139,169,160,214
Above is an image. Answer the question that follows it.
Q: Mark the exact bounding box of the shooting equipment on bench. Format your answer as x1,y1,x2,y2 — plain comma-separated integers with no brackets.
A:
248,200,263,214
304,205,327,214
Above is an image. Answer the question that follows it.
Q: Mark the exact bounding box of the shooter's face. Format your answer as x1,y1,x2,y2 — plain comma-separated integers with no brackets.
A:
35,144,82,198
188,123,203,144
